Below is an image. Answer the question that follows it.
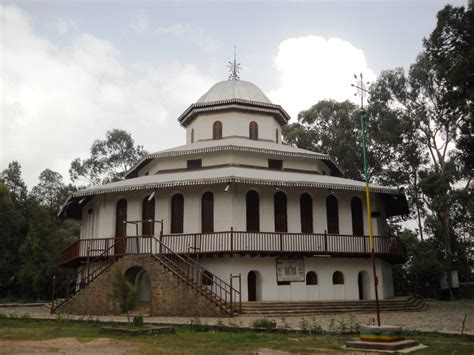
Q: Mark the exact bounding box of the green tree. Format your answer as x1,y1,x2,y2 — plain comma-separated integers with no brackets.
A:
0,182,28,297
1,161,28,207
108,269,137,321
70,129,147,186
31,169,76,216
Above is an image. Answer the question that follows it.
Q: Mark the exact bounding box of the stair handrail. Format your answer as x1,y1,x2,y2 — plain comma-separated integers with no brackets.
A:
51,236,126,313
151,235,241,314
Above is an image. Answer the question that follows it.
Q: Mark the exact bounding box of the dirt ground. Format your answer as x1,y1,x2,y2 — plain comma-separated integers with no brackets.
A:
0,337,137,354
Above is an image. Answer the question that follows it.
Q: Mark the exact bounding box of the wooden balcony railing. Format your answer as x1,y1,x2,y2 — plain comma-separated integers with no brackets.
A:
60,230,406,266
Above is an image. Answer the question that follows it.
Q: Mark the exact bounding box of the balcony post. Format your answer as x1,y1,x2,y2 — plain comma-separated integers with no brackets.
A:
280,233,283,251
87,247,90,284
324,230,328,252
230,227,233,252
159,229,163,254
230,274,233,313
51,275,56,314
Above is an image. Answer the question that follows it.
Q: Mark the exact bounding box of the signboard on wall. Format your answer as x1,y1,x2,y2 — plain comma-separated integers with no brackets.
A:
276,258,305,282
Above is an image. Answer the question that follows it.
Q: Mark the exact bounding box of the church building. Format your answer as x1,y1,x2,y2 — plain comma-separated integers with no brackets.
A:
54,65,409,316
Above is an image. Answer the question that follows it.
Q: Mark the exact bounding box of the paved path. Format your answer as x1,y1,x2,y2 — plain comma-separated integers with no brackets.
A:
1,300,473,335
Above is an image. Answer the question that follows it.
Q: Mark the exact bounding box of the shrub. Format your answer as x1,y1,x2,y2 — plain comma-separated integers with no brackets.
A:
251,318,276,329
133,315,144,327
108,269,137,322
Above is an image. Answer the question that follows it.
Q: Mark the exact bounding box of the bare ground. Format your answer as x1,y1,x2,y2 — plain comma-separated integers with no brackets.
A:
0,337,137,354
0,300,473,335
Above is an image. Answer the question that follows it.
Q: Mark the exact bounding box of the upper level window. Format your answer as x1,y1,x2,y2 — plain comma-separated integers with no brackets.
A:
268,159,283,170
171,194,184,234
191,129,194,143
326,195,339,234
187,159,202,170
274,191,288,233
300,193,313,233
351,196,364,236
275,128,279,143
213,121,222,140
249,121,258,140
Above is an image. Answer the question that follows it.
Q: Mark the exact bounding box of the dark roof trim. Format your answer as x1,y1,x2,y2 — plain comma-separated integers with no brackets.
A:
178,99,291,127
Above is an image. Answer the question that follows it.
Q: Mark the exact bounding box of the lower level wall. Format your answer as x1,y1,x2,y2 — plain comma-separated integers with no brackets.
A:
200,256,395,302
61,254,223,317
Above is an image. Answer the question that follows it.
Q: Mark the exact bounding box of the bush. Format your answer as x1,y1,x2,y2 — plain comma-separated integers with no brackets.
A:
108,269,137,322
133,315,144,327
251,318,276,329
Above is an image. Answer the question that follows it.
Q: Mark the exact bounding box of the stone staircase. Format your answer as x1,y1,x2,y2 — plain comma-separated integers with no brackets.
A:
240,296,424,316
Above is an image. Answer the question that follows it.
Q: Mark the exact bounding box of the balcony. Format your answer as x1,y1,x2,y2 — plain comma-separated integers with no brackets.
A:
59,231,407,266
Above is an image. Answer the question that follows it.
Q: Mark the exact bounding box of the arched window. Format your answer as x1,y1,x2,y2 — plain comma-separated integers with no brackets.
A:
275,128,279,143
351,196,364,236
213,121,222,140
115,199,127,254
300,193,313,233
306,271,318,285
274,191,288,232
191,129,194,143
142,195,155,236
171,194,184,234
201,192,214,233
115,199,127,238
249,121,258,140
332,271,344,285
246,190,260,232
326,195,339,234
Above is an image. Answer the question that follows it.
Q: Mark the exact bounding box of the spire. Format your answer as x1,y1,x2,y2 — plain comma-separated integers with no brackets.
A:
227,45,241,80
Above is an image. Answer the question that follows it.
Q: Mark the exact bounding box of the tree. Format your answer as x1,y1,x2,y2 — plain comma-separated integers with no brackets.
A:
283,99,408,184
108,269,137,321
0,182,28,297
70,129,147,186
369,5,473,293
31,169,75,215
1,161,28,207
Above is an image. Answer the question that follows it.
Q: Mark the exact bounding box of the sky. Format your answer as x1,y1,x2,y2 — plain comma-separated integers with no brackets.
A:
0,0,469,188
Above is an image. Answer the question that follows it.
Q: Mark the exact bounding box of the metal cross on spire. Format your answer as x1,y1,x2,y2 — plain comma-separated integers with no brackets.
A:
227,45,241,81
351,72,370,109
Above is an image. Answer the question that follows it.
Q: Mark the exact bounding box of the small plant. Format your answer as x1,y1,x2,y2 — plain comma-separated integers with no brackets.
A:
108,269,137,323
228,320,238,327
336,319,347,334
280,317,290,330
216,319,224,326
251,318,276,329
328,318,336,333
55,312,63,322
133,315,144,327
309,318,323,334
299,318,309,333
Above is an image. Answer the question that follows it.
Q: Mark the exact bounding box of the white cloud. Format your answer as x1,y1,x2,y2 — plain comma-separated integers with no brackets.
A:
268,35,376,119
55,19,78,35
155,24,218,53
1,5,214,188
129,10,150,34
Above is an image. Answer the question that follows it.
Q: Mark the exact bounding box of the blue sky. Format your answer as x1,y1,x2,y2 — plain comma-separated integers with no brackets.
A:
1,0,468,187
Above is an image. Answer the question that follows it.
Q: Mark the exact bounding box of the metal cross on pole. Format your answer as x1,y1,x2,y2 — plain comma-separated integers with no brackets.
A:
352,73,381,326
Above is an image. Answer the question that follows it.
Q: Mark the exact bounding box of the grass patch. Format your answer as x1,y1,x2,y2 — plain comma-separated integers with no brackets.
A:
0,317,473,354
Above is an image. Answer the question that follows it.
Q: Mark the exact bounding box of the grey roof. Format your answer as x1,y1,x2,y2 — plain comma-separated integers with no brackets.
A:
73,166,400,197
197,80,272,104
125,137,336,178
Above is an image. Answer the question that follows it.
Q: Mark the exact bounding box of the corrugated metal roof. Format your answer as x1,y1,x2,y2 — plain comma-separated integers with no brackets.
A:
125,137,334,178
73,166,399,197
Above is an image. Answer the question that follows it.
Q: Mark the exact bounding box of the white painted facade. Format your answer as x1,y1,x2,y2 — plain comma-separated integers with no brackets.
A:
69,79,405,303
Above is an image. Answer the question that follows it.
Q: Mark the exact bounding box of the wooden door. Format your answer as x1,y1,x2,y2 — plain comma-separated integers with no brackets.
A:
115,199,127,255
248,271,257,302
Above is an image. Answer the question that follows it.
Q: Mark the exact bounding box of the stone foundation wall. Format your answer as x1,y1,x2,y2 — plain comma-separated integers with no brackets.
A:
61,255,224,317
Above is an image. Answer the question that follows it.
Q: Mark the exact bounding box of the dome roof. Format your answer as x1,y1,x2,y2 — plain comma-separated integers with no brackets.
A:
197,80,272,104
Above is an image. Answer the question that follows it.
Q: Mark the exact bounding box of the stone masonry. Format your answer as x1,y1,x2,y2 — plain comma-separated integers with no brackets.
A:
61,255,224,317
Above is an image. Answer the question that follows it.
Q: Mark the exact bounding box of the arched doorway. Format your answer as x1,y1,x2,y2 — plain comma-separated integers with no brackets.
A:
358,271,370,300
247,271,260,301
124,266,151,303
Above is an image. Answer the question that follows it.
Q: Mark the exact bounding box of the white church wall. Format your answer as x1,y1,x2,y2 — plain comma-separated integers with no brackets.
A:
186,111,282,143
200,256,393,302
